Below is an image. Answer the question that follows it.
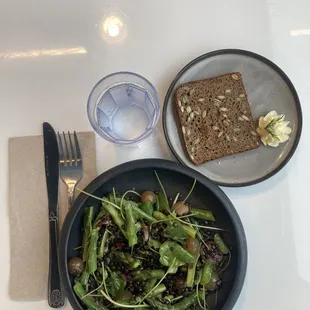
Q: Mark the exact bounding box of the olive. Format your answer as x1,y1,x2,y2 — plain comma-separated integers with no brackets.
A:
68,257,84,276
172,201,189,216
183,237,200,254
141,191,156,204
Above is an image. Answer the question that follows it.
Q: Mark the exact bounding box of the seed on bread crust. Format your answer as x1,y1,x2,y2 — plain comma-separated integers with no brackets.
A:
220,107,228,112
225,89,232,93
242,115,250,121
198,98,205,102
189,89,195,96
182,126,186,134
238,116,244,121
239,94,245,98
218,131,223,137
218,95,225,100
181,106,184,113
178,100,182,107
183,97,188,104
232,74,239,80
202,110,207,118
226,135,231,141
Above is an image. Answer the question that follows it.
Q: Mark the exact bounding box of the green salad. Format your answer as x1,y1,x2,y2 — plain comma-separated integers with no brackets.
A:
68,172,230,310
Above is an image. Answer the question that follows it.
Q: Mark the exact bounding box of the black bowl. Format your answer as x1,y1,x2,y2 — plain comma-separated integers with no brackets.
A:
59,159,247,310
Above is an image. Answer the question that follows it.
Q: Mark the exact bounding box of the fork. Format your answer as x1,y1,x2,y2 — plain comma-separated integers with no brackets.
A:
57,131,83,208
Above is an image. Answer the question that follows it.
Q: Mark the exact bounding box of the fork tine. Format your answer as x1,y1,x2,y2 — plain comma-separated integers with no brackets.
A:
73,131,82,164
57,132,64,163
68,131,77,166
62,131,71,166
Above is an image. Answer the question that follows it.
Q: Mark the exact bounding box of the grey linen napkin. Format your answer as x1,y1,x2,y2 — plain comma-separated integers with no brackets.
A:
9,132,97,301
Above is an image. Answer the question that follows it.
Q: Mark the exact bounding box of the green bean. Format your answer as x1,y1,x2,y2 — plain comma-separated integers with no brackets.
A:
147,293,197,310
73,282,107,310
82,207,94,262
134,269,165,281
93,206,108,226
191,208,215,221
114,252,142,269
144,279,157,292
97,229,109,259
200,261,213,285
125,205,138,247
88,228,99,274
214,233,229,254
140,202,154,216
102,202,127,237
181,224,196,238
155,194,160,211
148,284,166,297
158,192,169,212
153,211,167,221
79,270,90,287
131,205,156,223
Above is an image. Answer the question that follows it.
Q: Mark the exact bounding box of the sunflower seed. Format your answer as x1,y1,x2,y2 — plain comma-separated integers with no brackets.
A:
178,100,182,107
181,106,184,113
232,74,239,80
198,98,205,102
218,131,223,138
187,129,191,136
183,97,188,104
194,110,200,115
223,120,229,126
239,94,245,98
213,126,219,130
218,95,225,100
220,107,228,112
214,102,221,107
187,117,191,122
238,116,244,121
223,114,228,118
236,98,241,102
226,135,231,141
189,89,195,96
242,115,250,121
251,131,257,136
233,136,238,142
234,127,240,132
190,155,195,160
186,106,192,113
243,110,247,114
182,126,186,134
214,98,222,104
225,89,232,93
191,147,195,152
194,138,200,145
190,112,194,119
202,110,207,118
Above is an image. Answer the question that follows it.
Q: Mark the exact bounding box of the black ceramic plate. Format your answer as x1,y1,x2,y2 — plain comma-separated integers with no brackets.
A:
163,49,302,187
58,159,247,310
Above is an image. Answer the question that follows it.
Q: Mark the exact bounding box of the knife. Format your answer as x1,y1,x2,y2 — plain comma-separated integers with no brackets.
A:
43,122,65,308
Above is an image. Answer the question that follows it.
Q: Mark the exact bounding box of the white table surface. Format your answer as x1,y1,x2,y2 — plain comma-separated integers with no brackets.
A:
1,0,309,309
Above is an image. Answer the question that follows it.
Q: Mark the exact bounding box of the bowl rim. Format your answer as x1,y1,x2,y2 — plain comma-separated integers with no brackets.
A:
87,71,160,145
59,158,247,310
162,48,303,187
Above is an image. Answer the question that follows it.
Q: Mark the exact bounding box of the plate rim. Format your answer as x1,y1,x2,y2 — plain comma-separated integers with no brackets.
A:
163,48,303,187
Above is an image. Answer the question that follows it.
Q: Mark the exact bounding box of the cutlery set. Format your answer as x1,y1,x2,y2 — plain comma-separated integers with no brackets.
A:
43,122,83,308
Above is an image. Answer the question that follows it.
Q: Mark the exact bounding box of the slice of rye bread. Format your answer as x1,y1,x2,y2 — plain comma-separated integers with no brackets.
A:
175,72,260,165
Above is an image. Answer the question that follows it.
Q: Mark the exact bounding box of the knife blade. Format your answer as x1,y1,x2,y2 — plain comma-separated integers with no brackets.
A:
43,122,65,308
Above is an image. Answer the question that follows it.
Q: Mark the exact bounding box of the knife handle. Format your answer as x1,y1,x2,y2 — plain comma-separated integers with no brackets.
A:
48,212,65,308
